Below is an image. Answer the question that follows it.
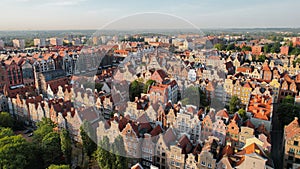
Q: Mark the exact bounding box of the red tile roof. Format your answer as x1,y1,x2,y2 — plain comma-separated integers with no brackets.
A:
285,117,300,140
177,134,193,154
150,125,163,137
216,109,229,118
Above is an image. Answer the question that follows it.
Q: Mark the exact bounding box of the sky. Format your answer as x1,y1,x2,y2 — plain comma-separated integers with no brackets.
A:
0,0,299,30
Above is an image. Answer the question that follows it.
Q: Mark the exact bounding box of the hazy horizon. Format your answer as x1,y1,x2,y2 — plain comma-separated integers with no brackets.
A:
1,0,300,31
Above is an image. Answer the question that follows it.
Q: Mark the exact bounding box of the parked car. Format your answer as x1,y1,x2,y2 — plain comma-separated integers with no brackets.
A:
23,129,33,134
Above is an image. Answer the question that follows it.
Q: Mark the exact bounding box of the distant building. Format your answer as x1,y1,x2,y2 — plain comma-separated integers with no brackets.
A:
72,38,81,46
292,37,300,47
34,38,46,47
0,39,4,48
50,38,63,46
12,39,25,49
252,45,262,56
280,46,289,55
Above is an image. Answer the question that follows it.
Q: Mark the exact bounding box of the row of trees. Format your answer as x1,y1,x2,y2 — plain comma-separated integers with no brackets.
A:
214,43,252,52
263,42,281,53
96,136,127,169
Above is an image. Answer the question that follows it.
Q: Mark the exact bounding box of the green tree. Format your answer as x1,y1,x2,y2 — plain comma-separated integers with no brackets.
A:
25,39,34,48
33,118,56,144
257,55,266,62
0,112,14,128
264,44,271,53
42,132,63,167
283,95,294,104
96,136,128,169
270,42,281,53
60,129,72,164
290,47,300,56
278,103,300,126
235,46,241,52
238,108,247,121
0,127,14,139
80,120,97,158
97,136,112,169
48,164,70,169
95,83,104,92
293,58,300,67
0,135,36,169
129,80,143,101
214,43,225,51
143,79,156,93
226,43,235,51
241,46,252,51
111,136,128,169
229,96,241,114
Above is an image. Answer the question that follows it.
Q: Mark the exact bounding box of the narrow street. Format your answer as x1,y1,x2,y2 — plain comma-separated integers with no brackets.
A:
271,103,283,169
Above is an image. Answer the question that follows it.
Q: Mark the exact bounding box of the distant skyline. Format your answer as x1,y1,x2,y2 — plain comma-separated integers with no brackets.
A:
1,0,300,30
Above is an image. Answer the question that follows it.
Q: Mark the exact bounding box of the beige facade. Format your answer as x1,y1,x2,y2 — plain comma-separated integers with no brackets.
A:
239,126,255,148
198,151,216,169
168,145,185,169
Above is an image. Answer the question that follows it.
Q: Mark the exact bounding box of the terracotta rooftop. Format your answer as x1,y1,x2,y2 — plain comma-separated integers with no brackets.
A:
150,125,163,137
216,109,229,119
285,117,300,140
247,94,272,121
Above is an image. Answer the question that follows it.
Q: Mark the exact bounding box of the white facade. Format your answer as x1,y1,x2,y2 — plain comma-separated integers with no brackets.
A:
188,69,197,82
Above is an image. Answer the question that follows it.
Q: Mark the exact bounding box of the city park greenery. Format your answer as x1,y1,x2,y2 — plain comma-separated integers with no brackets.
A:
0,115,72,169
0,113,129,169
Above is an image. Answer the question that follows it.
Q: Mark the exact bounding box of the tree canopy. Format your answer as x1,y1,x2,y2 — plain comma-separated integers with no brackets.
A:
60,129,72,164
96,136,128,169
80,120,97,158
129,80,143,101
33,118,56,144
241,46,252,51
48,164,70,169
214,43,225,51
0,127,14,139
238,108,247,121
143,79,156,93
0,112,14,128
0,135,36,169
278,95,300,126
42,132,64,167
229,96,241,114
